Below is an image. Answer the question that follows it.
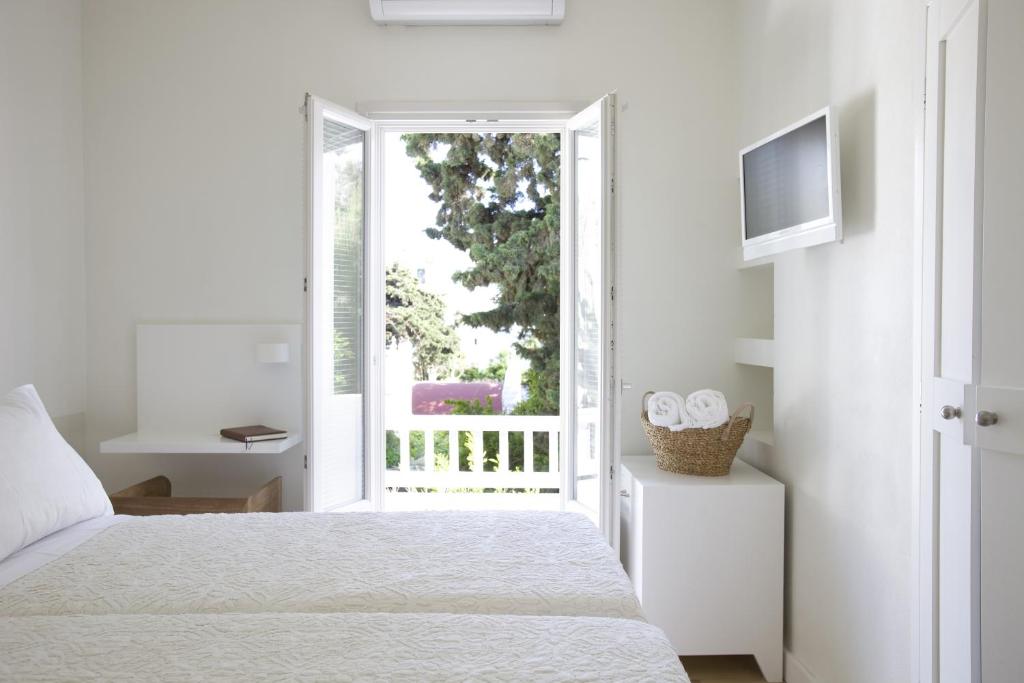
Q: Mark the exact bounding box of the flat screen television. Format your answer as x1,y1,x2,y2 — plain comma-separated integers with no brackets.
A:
739,106,842,261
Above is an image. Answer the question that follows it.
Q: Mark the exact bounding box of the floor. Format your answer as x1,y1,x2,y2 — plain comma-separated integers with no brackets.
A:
680,655,768,683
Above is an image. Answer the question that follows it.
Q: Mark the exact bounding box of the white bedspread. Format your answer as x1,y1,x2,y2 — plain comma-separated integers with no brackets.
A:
0,612,688,682
0,511,643,620
0,515,124,588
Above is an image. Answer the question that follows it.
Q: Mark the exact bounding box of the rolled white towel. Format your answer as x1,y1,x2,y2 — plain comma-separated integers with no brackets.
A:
684,389,730,429
647,392,693,430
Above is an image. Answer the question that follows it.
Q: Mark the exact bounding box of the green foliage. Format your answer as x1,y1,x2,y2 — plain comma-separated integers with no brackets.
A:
508,367,552,417
402,132,561,415
446,397,550,475
386,263,460,380
385,430,450,471
445,395,497,417
458,351,508,383
448,397,498,473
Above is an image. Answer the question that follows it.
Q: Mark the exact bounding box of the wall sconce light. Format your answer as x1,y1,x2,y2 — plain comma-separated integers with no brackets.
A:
257,342,290,364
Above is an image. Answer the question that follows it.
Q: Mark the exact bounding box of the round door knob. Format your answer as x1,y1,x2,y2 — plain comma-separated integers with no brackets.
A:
939,405,962,420
975,410,999,427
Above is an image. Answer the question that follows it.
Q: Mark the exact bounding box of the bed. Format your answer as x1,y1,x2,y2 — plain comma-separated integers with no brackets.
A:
0,385,687,681
0,510,643,620
0,612,689,682
0,514,687,681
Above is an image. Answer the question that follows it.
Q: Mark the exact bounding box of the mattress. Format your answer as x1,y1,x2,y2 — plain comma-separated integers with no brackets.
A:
0,511,644,620
0,612,688,682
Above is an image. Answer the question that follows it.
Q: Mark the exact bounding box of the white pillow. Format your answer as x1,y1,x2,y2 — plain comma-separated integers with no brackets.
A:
0,385,112,561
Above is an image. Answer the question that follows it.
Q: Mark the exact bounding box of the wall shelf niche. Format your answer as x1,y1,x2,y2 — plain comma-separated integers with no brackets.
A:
734,337,775,368
100,323,303,457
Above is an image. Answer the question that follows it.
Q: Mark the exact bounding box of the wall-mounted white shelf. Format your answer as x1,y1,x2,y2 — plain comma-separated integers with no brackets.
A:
100,433,302,455
735,337,775,368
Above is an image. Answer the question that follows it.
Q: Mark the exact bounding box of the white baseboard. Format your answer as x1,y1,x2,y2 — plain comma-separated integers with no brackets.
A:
784,650,816,683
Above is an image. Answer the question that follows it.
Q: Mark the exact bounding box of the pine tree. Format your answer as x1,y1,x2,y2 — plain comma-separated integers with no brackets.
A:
385,263,460,381
402,132,561,414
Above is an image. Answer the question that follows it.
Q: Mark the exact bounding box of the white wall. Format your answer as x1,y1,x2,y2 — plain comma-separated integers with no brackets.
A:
735,1,918,681
81,0,767,509
0,0,87,447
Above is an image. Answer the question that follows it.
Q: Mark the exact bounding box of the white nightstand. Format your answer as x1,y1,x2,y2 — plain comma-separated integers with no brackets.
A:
620,455,784,682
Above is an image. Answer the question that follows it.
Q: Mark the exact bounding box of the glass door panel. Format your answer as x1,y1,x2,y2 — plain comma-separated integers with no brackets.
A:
573,120,603,516
308,98,372,512
566,95,615,536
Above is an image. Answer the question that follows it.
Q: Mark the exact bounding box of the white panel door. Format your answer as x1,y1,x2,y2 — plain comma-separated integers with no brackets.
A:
929,3,983,679
307,96,374,512
564,95,617,541
922,1,1024,680
976,0,1024,679
922,1,983,680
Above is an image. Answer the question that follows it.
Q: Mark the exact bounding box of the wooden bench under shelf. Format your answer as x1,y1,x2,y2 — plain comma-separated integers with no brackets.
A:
110,475,283,515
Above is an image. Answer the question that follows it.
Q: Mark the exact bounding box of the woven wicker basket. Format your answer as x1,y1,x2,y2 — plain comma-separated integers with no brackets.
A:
640,391,754,476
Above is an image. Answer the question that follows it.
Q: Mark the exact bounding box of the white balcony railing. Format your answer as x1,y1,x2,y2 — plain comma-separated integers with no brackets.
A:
385,414,561,491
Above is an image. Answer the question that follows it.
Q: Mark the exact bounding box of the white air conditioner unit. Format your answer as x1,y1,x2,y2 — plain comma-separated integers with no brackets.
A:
369,0,565,26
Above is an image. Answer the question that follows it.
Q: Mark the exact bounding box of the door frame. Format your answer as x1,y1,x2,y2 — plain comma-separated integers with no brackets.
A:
366,116,570,510
911,5,931,681
314,102,619,536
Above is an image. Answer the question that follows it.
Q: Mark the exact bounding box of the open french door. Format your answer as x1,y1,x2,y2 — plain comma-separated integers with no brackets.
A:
307,94,618,529
305,95,379,512
563,94,618,543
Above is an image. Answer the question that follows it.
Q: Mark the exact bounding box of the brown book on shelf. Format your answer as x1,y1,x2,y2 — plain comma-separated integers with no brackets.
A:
220,425,288,443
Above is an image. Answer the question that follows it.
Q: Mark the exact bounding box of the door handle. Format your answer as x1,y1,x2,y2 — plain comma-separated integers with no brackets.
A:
618,489,630,497
939,405,962,420
975,410,998,427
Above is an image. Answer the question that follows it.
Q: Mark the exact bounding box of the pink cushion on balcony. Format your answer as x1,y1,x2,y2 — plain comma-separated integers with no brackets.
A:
412,382,502,415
